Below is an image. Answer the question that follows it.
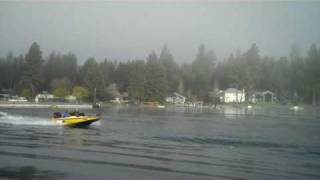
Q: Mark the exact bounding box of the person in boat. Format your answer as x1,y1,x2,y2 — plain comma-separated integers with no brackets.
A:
69,111,77,116
63,111,69,117
69,110,85,117
53,112,62,118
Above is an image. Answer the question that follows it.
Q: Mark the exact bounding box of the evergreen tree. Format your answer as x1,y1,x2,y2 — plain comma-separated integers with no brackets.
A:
305,44,320,105
82,58,106,100
0,58,5,90
144,52,167,103
272,57,290,101
243,43,260,95
180,63,193,98
100,59,116,86
50,77,72,92
77,57,97,85
128,60,145,102
13,54,24,92
21,42,43,97
0,53,24,93
289,44,305,103
258,56,276,92
44,52,77,89
191,44,215,100
61,53,78,82
5,52,15,89
159,44,179,93
114,62,129,93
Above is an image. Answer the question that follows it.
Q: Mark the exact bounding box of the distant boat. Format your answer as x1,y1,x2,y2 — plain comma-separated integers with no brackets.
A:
142,101,165,108
247,105,253,109
92,102,101,109
290,105,304,111
92,88,101,109
157,105,166,109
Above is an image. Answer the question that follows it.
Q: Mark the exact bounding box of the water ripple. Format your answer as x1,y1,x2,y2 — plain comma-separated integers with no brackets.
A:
0,150,246,180
151,136,297,148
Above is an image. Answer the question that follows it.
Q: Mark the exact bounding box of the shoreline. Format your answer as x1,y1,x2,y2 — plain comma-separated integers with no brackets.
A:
0,101,318,111
0,102,92,109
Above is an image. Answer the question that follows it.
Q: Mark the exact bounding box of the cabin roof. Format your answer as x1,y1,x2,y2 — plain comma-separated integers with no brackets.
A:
168,92,186,99
224,88,242,93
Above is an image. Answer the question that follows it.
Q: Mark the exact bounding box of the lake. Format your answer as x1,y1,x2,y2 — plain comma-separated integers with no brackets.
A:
0,105,319,180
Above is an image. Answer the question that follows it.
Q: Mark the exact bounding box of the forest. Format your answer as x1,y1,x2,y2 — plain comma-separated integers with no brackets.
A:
0,42,319,105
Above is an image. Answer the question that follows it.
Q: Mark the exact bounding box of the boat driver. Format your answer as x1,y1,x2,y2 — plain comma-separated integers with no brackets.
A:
63,111,69,117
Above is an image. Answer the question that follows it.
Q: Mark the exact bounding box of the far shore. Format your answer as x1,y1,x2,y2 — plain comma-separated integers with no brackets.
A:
1,101,318,111
0,101,92,109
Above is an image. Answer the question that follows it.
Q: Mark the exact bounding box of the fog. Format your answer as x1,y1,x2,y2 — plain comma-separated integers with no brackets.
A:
0,1,319,63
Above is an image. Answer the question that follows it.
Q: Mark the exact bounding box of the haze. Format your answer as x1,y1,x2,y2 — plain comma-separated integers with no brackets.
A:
0,1,319,63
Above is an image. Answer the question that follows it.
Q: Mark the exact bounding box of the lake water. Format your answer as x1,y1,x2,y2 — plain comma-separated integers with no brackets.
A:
0,106,319,180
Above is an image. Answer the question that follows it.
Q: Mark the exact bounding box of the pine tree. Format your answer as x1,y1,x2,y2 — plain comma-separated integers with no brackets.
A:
21,42,43,97
243,43,260,95
191,44,215,100
159,44,179,93
82,58,106,100
305,44,320,105
128,60,145,102
144,52,167,103
289,44,305,103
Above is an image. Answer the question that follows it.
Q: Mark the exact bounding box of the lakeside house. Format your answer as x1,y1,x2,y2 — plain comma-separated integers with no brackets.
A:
0,93,11,101
219,88,245,103
35,91,79,103
0,89,28,102
0,89,15,101
8,96,28,102
35,91,55,103
185,101,203,107
65,95,77,103
0,94,28,102
249,90,276,103
165,92,186,104
110,92,129,104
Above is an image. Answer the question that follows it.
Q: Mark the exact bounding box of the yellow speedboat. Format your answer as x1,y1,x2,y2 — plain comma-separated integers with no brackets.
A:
52,112,100,127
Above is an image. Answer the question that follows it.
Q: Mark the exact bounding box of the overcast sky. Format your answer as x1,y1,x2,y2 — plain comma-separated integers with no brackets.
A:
0,1,319,63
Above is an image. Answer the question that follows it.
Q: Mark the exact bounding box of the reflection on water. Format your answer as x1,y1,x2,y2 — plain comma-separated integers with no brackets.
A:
0,106,320,180
0,166,66,180
59,127,101,147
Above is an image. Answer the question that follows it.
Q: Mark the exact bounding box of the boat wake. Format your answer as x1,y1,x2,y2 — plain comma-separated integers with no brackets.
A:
0,111,8,116
91,121,101,126
0,111,55,126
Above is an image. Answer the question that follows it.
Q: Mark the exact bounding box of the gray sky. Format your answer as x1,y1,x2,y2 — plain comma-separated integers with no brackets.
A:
0,1,319,63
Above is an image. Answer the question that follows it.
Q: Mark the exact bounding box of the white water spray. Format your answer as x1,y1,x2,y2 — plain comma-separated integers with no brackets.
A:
0,111,56,126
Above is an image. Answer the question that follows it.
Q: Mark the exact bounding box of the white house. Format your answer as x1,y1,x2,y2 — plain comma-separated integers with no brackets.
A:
0,94,10,101
8,96,28,102
249,90,276,103
219,88,245,103
65,95,77,103
35,91,54,103
110,92,129,104
166,92,186,104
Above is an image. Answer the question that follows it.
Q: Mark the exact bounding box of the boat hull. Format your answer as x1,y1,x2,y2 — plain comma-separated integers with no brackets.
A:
53,116,99,128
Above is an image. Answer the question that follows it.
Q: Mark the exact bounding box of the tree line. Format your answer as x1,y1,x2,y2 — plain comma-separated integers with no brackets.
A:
0,42,319,105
